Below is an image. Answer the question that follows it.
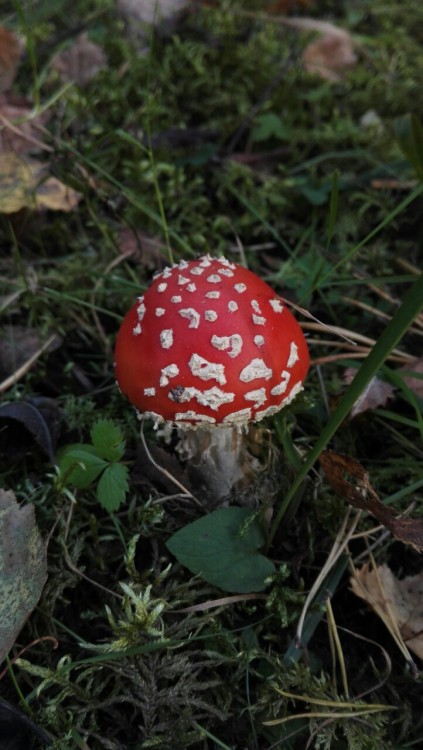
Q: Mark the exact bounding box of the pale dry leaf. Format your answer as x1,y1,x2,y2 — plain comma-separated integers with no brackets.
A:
344,369,395,417
0,153,82,213
0,94,50,155
351,564,423,661
51,32,107,88
116,226,167,268
0,27,24,92
0,489,47,664
284,18,357,82
117,0,188,26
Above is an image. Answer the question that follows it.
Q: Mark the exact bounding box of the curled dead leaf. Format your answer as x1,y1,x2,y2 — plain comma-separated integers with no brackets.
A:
320,450,423,552
0,153,82,213
351,563,423,664
284,18,357,82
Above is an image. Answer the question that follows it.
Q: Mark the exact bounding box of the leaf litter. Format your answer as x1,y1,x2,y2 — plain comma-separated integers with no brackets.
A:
0,490,47,665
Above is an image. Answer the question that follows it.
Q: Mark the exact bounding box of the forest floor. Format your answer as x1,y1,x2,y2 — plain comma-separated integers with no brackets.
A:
0,1,423,748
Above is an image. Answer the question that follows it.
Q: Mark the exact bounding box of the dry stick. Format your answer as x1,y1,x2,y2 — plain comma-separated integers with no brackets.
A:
0,333,61,394
342,296,423,337
301,322,415,359
311,351,413,366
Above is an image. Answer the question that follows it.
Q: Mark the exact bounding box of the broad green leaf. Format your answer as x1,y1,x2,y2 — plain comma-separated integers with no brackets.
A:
58,446,107,489
166,507,275,593
96,463,129,512
0,489,47,665
90,420,125,462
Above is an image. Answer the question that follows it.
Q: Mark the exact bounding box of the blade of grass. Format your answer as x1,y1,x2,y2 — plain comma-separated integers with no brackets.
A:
315,183,423,289
267,271,423,550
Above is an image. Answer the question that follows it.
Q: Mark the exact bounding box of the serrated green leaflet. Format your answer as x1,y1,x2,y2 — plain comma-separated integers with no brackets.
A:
58,447,107,489
166,507,275,593
90,420,125,462
96,463,129,512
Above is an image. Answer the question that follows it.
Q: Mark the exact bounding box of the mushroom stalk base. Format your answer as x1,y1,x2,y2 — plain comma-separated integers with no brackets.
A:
175,424,263,505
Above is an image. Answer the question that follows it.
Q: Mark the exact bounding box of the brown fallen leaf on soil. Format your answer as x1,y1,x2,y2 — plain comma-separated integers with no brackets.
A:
0,153,82,213
351,563,423,663
51,32,107,88
0,489,47,665
320,450,423,552
116,226,168,269
344,358,423,417
284,18,357,82
0,95,50,154
0,26,24,92
344,372,395,418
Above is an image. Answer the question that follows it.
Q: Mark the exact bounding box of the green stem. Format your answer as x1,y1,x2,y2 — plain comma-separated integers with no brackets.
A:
267,271,423,550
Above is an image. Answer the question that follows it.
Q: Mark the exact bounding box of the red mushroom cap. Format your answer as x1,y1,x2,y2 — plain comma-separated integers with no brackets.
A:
114,255,309,427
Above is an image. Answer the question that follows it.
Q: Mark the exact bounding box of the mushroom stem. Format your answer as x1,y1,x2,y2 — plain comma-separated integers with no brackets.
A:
174,424,265,505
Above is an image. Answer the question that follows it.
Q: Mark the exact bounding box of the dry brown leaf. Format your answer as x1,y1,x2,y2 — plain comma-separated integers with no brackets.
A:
0,489,47,665
116,227,167,268
284,18,357,82
0,94,50,154
344,369,395,417
320,450,423,552
0,27,24,92
0,153,82,213
351,563,423,662
51,32,107,88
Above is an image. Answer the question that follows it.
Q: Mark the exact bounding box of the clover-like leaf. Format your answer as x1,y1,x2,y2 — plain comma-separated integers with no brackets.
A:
90,420,125,462
96,462,129,512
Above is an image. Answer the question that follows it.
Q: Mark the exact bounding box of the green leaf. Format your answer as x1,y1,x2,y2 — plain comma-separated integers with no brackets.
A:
96,463,129,512
90,420,126,462
166,507,276,593
58,446,107,489
251,113,292,142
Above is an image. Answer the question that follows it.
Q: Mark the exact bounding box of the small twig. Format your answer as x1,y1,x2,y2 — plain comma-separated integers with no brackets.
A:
0,637,58,682
0,333,61,394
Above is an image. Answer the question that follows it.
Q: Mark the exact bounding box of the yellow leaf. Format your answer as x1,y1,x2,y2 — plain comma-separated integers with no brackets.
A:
0,153,82,213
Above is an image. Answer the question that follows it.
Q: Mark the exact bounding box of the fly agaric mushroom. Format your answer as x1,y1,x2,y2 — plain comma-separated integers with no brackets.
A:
115,255,309,500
